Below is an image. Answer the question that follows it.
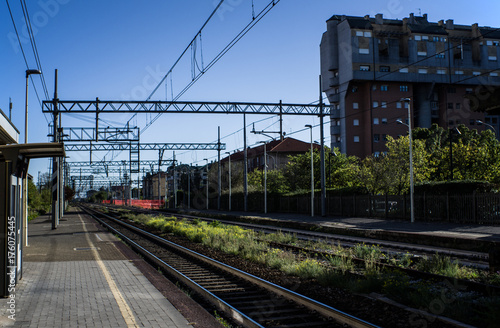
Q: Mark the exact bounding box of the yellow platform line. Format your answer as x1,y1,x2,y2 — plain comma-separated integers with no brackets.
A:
78,214,138,327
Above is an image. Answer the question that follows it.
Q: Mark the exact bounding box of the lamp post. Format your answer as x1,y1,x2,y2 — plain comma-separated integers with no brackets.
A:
225,152,232,211
258,141,267,213
24,69,41,247
476,120,497,138
204,158,209,210
305,124,314,217
396,97,414,223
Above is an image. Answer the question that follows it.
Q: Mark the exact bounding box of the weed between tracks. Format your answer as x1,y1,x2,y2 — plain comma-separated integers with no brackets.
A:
122,212,500,327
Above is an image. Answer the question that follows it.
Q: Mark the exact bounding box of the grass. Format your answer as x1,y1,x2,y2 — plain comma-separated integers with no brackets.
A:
121,212,499,327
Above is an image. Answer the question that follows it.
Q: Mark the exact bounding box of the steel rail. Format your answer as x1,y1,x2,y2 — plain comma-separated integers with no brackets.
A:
81,205,264,328
82,205,379,328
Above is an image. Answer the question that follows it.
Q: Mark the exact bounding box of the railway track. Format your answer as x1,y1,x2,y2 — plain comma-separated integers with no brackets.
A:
100,204,489,267
95,204,500,295
81,204,380,328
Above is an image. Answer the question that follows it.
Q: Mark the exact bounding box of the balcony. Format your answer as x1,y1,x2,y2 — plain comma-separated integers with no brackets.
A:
330,109,341,119
329,76,339,87
329,93,340,103
331,125,341,135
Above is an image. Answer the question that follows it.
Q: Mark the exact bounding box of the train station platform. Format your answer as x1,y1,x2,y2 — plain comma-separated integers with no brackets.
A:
175,209,500,251
0,209,220,328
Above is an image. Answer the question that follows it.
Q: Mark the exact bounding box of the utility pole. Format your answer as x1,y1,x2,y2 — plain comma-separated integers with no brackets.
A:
319,75,326,216
243,113,248,212
51,69,59,229
217,126,221,210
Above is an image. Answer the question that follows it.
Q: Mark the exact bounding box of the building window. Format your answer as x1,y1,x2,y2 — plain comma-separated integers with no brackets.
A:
417,51,427,56
374,152,380,157
466,88,473,94
359,48,370,54
381,101,387,108
487,40,494,46
372,85,377,91
356,31,364,36
374,118,379,125
353,102,359,109
374,134,380,142
360,65,370,71
491,72,499,76
418,68,428,74
353,119,359,126
448,103,454,109
397,102,402,109
422,35,429,40
364,31,372,37
404,102,409,109
473,71,481,76
381,118,388,124
354,136,360,143
399,68,409,73
437,69,446,74
447,87,456,93
380,66,390,72
373,101,378,108
382,134,388,141
455,70,464,75
381,85,388,91
456,103,461,110
436,53,445,59
414,35,421,41
400,85,409,92
351,86,358,92
433,36,440,42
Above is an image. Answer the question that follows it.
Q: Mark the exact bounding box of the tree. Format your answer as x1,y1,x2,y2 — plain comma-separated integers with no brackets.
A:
327,148,361,189
248,169,290,193
359,136,432,194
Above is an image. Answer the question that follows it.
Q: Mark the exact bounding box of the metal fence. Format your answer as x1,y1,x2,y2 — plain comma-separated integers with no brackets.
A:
208,192,500,225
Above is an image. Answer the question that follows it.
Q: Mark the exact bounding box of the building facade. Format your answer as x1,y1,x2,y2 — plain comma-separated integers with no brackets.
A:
320,13,500,158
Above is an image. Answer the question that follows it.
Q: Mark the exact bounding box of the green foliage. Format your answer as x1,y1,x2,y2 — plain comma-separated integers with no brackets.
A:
28,180,52,221
415,180,498,194
88,190,108,203
248,168,291,193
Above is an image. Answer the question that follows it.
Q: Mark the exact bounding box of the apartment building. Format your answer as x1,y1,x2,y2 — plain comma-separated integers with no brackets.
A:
320,13,500,158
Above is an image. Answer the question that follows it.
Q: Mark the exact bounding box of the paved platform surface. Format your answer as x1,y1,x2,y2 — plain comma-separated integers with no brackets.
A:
0,209,216,328
179,209,500,243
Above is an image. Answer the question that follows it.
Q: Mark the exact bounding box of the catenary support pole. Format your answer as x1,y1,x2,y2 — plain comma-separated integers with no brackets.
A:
319,75,326,216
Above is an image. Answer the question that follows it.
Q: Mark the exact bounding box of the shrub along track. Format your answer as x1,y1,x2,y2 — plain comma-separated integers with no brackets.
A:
85,204,473,328
81,204,380,328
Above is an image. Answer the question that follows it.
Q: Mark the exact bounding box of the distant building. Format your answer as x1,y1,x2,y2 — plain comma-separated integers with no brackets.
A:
320,13,500,158
142,171,168,200
221,137,321,172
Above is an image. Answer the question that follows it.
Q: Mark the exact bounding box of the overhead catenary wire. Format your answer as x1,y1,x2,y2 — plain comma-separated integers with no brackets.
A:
6,0,50,125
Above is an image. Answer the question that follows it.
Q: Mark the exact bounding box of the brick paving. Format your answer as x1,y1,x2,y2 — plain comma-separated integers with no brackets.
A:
0,210,195,328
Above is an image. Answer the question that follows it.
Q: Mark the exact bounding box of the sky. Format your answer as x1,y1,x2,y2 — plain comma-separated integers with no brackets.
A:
1,0,499,187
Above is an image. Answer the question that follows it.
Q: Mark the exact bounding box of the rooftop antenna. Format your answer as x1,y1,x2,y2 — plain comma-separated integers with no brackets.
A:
9,98,12,120
418,8,421,16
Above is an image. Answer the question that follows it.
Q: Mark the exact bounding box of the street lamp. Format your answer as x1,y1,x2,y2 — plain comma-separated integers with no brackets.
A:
476,120,497,138
258,141,267,214
396,97,414,223
225,152,232,211
24,69,41,247
305,124,314,217
204,158,209,210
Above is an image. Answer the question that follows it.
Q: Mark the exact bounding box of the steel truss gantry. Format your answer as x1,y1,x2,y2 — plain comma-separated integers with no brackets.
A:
64,142,225,152
66,160,175,167
42,100,330,116
56,126,140,142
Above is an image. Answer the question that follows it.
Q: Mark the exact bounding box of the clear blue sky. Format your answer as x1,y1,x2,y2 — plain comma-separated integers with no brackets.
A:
1,0,499,183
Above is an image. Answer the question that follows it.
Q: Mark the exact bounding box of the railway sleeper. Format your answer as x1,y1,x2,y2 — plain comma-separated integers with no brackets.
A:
274,321,332,328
